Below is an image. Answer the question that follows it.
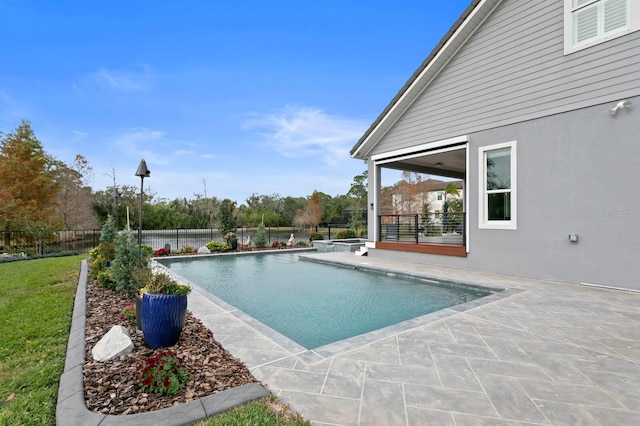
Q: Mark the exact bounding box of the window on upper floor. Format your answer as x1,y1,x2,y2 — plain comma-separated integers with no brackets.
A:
565,0,639,54
479,142,517,230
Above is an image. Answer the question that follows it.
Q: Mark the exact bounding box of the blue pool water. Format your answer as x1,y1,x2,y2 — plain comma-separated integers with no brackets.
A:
160,253,492,349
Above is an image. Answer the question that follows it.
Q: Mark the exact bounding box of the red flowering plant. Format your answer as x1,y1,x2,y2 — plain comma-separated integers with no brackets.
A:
271,240,280,248
137,351,189,395
154,247,170,256
120,303,136,325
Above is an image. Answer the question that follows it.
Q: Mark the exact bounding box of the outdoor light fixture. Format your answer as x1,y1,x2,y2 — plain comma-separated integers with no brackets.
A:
135,159,150,256
609,100,632,115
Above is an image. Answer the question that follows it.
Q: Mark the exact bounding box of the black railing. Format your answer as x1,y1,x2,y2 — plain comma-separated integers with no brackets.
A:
0,229,101,255
0,224,371,255
378,212,465,246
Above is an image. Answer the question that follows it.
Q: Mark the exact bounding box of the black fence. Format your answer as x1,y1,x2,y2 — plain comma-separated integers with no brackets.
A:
0,224,369,255
1,229,101,255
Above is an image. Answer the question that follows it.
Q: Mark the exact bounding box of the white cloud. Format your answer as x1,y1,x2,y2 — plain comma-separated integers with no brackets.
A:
242,106,368,166
71,130,88,139
111,128,173,165
91,64,153,92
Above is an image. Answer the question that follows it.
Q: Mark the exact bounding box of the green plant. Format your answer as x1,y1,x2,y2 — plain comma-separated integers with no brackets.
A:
121,302,136,325
97,269,115,289
254,222,268,248
111,230,149,296
137,351,189,395
309,232,323,240
334,229,356,239
295,241,308,247
206,240,230,252
140,272,191,296
99,215,117,245
179,244,195,253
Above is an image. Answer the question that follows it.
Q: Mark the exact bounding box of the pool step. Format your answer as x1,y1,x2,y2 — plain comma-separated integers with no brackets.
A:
355,246,368,256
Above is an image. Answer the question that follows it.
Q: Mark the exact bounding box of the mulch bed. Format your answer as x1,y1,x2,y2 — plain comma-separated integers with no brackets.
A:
83,276,260,415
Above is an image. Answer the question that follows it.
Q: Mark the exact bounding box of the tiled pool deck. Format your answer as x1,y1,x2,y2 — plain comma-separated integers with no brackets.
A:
187,252,640,425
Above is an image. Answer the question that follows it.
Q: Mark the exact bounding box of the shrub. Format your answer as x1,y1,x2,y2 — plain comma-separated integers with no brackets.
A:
295,241,308,247
111,230,149,296
254,222,268,248
334,229,356,239
179,244,195,253
140,272,191,296
206,240,230,252
99,215,117,245
97,269,115,289
154,248,169,256
309,232,323,241
137,351,189,395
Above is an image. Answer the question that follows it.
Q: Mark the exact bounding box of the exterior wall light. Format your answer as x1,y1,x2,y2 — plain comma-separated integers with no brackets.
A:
609,100,632,115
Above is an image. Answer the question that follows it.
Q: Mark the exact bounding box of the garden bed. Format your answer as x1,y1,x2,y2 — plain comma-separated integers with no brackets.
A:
83,277,259,415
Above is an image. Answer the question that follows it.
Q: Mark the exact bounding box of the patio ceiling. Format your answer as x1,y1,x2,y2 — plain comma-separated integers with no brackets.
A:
380,147,466,179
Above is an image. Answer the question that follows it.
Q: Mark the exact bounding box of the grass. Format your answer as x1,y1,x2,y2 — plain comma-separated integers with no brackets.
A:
197,396,310,426
0,255,85,426
0,256,309,425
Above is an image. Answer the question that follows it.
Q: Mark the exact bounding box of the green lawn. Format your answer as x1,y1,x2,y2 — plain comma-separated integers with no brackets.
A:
0,255,85,426
0,256,308,425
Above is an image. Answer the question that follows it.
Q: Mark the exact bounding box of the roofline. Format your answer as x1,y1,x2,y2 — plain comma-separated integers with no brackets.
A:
350,0,490,159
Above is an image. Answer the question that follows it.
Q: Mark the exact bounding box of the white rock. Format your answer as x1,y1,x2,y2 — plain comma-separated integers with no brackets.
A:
197,246,211,254
92,325,133,362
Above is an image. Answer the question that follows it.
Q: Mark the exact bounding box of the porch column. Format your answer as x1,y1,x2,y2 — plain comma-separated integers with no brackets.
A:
368,161,381,242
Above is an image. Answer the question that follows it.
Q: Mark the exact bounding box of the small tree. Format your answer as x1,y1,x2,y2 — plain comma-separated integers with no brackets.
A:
111,230,149,295
254,220,268,248
217,199,237,234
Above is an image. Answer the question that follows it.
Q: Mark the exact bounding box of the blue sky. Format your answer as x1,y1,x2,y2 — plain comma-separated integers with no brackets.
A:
1,0,469,203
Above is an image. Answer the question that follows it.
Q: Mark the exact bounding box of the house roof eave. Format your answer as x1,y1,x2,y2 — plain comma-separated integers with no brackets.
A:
350,0,500,160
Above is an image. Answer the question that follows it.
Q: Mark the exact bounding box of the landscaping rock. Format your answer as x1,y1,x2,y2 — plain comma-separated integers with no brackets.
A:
92,325,133,361
197,246,210,254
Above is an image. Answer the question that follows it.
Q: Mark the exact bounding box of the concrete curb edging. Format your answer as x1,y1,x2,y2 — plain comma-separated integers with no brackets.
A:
56,259,270,426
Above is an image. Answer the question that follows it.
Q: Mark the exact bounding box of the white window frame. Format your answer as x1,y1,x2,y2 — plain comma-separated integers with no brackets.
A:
478,141,517,230
564,0,639,54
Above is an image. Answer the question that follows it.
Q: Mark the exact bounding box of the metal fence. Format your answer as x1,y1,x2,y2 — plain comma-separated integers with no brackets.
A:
378,212,465,246
0,229,101,255
0,224,369,255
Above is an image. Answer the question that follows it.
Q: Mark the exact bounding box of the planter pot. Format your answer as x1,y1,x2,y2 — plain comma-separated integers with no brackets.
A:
135,294,143,330
141,293,187,349
230,240,238,250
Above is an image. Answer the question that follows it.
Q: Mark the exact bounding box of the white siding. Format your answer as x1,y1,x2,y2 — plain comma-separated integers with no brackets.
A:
370,0,640,155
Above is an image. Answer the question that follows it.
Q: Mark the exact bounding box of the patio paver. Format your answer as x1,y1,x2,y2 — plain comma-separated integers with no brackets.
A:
186,252,640,425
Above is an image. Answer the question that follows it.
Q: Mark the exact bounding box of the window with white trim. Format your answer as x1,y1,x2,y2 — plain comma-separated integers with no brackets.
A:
564,0,639,54
479,142,517,230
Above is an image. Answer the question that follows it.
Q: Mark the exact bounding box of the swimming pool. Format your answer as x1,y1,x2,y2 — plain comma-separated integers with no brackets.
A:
159,252,493,349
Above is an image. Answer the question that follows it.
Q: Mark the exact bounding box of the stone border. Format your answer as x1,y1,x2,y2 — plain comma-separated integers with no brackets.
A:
56,259,269,426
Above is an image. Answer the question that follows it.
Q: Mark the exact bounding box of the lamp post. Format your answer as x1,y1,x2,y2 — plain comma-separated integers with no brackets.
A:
135,159,150,257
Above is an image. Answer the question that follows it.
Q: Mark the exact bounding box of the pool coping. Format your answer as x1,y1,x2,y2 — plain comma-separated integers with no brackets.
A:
157,251,521,365
56,259,269,426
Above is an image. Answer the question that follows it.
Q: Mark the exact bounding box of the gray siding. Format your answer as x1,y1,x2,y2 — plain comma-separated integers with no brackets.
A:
370,0,640,156
371,98,640,290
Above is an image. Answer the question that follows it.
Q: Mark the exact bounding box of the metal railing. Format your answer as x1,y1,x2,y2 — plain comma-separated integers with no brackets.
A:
0,229,101,255
0,224,371,255
378,212,465,246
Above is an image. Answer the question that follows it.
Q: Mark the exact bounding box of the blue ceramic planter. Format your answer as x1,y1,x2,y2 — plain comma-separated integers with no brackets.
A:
141,293,187,349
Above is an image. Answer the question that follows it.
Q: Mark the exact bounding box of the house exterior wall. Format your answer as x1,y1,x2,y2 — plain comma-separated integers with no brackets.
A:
368,0,640,157
371,99,640,290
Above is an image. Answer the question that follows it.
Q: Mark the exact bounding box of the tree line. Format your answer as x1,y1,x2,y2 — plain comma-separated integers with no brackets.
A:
1,121,368,235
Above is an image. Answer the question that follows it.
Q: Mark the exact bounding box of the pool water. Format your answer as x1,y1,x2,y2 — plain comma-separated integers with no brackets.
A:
160,253,492,349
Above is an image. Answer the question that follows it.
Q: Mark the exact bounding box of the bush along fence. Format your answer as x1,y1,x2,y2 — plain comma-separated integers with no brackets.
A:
0,224,368,255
